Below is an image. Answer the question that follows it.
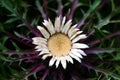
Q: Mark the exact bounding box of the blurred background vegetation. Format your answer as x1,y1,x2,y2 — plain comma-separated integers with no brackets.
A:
0,0,120,80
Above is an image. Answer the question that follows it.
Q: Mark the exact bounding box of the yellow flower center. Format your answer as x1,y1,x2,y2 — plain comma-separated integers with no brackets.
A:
48,33,72,57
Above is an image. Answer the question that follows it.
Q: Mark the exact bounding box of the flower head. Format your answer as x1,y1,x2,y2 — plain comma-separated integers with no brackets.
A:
32,16,89,69
1,0,119,79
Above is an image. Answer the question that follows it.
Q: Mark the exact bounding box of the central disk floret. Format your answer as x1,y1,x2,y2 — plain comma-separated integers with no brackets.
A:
48,33,72,57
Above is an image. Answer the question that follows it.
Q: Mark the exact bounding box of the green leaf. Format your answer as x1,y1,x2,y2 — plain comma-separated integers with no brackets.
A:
22,9,28,19
0,23,5,32
2,36,8,45
88,64,120,80
12,42,20,51
31,17,40,25
0,36,8,51
0,43,7,52
112,49,120,60
1,0,14,12
83,0,101,20
16,23,25,27
89,0,101,12
5,17,18,24
10,68,23,78
110,20,120,23
35,0,44,14
111,0,115,11
96,17,110,29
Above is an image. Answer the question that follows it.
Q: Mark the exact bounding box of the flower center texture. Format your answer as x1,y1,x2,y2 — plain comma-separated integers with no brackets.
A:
48,33,72,57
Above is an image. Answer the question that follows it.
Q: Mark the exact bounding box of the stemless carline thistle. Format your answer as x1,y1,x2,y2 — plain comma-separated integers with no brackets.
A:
32,16,89,69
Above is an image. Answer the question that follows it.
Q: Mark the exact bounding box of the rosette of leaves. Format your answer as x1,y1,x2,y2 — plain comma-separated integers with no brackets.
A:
0,0,120,80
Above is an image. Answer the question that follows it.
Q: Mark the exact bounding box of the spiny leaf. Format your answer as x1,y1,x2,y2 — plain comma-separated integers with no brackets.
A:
84,0,101,19
95,17,110,29
82,63,120,80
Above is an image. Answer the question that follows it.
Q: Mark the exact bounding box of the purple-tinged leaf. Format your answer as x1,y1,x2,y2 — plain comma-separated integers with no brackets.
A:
88,31,120,47
53,71,57,80
86,30,95,38
43,0,48,19
36,0,47,20
77,0,101,28
70,70,80,80
67,0,78,20
3,51,37,55
98,0,107,9
57,0,62,18
14,55,38,61
23,20,40,37
14,32,32,43
5,32,34,48
77,19,85,29
80,30,95,42
59,71,64,80
85,48,114,54
41,69,49,80
25,64,45,78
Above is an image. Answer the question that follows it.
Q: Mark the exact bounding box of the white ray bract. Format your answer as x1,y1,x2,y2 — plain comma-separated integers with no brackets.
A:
60,16,66,31
32,37,47,45
65,56,73,64
35,46,48,52
68,25,78,37
39,50,50,55
42,54,52,60
61,57,67,69
72,34,87,43
69,52,81,63
76,49,87,56
71,49,83,58
37,26,50,39
49,57,56,66
70,31,83,40
55,16,61,32
55,57,60,68
62,20,72,34
72,43,89,49
43,19,55,35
